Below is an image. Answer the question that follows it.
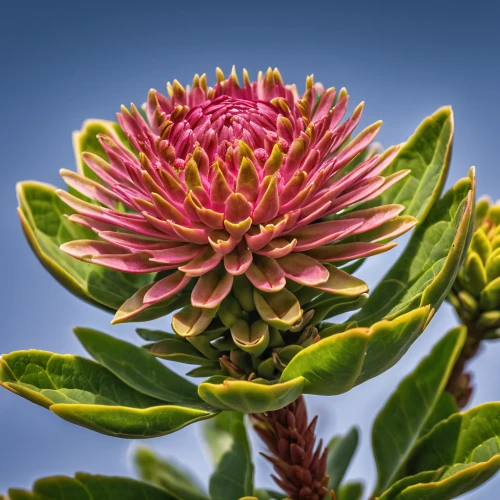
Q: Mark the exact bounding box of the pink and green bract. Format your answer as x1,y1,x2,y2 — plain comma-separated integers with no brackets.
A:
57,68,416,374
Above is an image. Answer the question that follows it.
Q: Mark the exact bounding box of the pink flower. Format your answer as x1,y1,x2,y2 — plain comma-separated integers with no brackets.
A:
58,68,415,330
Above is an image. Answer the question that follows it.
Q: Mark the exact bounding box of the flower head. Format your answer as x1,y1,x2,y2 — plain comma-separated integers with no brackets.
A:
449,197,500,335
57,68,415,378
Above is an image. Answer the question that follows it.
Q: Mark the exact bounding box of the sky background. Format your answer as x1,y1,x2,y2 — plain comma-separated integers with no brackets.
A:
1,1,499,498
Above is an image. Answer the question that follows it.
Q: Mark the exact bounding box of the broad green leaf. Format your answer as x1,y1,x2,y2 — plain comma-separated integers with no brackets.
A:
199,376,305,412
134,447,209,500
6,472,175,500
74,327,201,404
0,350,216,438
352,169,475,326
337,482,364,500
382,403,500,499
17,181,154,312
378,469,446,500
209,413,254,500
364,106,453,222
326,427,359,490
372,327,466,495
281,307,429,395
421,392,459,436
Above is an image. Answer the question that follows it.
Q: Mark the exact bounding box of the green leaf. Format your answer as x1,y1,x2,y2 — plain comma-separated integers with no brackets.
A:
17,181,154,312
326,427,359,490
73,327,201,405
0,350,216,438
209,413,254,500
337,482,364,500
378,469,446,500
147,337,216,366
137,329,177,342
353,169,475,326
6,473,176,499
198,376,305,412
134,447,209,500
379,403,500,499
364,106,453,222
281,306,429,395
421,392,459,436
371,327,466,495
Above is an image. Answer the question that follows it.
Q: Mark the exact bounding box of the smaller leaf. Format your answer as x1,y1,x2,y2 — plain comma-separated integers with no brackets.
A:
135,447,209,500
6,472,176,500
198,376,305,412
137,328,176,342
147,337,215,366
209,413,254,500
371,327,466,495
326,427,359,490
336,481,364,500
74,327,201,404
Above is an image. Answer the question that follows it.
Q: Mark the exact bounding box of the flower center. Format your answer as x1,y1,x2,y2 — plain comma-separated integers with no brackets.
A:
183,95,280,159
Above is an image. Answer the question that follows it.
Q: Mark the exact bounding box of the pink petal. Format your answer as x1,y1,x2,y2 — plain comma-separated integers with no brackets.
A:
256,238,297,258
143,271,191,304
253,176,280,224
287,219,364,251
245,255,286,292
224,244,253,275
278,253,329,286
306,241,398,262
191,269,233,308
179,246,223,277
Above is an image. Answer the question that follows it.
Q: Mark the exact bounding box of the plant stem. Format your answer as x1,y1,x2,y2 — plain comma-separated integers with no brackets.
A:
445,321,483,407
250,396,334,500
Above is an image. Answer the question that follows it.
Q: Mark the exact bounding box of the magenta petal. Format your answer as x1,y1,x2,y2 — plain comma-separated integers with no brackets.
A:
245,226,274,252
60,169,123,208
277,253,329,286
143,271,191,304
191,269,233,308
245,255,286,292
342,204,405,235
92,253,174,273
256,238,297,258
60,240,127,260
224,243,253,275
306,241,398,262
149,244,204,264
179,246,223,277
314,264,368,296
287,219,364,251
335,121,382,169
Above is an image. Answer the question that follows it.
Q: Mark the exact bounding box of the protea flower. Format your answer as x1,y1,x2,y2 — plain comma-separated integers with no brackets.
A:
56,67,415,379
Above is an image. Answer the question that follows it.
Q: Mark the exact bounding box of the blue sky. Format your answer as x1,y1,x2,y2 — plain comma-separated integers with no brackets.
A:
1,0,499,497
